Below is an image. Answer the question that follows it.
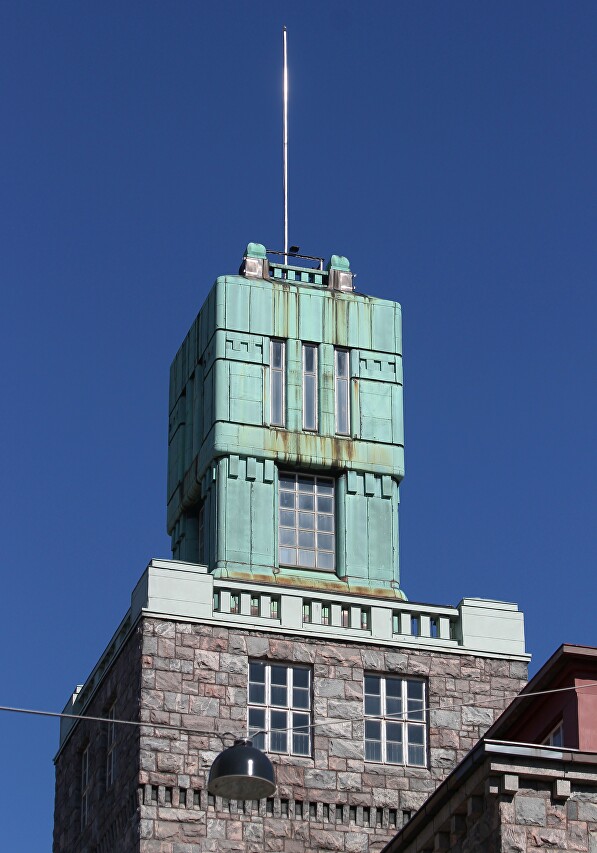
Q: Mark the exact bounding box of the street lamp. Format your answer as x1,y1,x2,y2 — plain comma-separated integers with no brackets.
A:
207,738,276,800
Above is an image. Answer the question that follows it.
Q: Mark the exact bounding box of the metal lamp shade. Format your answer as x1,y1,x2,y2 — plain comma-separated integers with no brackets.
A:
207,739,276,800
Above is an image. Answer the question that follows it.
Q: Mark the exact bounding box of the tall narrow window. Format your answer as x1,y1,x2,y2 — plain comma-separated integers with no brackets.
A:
270,340,285,427
81,745,90,829
279,473,335,571
302,344,318,430
198,502,206,565
364,675,427,766
106,703,116,789
248,661,312,756
335,348,350,435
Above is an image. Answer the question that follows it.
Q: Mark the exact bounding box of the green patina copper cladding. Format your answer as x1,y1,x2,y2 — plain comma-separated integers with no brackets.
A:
167,245,405,597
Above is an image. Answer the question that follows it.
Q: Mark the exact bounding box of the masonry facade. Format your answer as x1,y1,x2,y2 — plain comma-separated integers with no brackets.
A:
53,560,528,852
381,740,597,853
53,245,530,852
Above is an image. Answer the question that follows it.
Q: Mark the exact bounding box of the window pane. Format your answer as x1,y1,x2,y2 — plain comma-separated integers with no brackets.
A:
387,719,404,763
280,510,295,527
298,493,315,511
317,532,333,551
365,720,382,761
279,547,296,565
407,681,425,720
317,496,333,514
317,514,334,532
303,345,316,373
407,724,425,766
271,341,283,369
248,708,265,749
336,350,348,377
387,722,403,744
316,551,335,570
317,480,334,496
279,475,295,491
386,678,403,718
365,719,381,739
271,686,287,706
293,713,310,755
298,476,314,492
280,491,295,509
293,687,310,709
365,694,381,715
271,666,287,686
271,711,288,752
304,374,317,429
365,675,381,696
407,680,423,700
365,740,382,761
298,530,315,548
336,379,349,434
298,549,316,568
279,527,296,546
249,661,265,682
298,512,315,530
271,372,283,425
293,668,309,688
248,682,265,704
387,739,404,764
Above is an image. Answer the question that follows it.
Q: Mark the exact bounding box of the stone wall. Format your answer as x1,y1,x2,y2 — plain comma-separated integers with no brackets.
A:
53,626,143,853
498,782,597,853
137,618,527,853
381,743,597,853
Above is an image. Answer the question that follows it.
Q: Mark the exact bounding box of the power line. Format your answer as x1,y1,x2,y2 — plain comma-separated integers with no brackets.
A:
2,680,597,741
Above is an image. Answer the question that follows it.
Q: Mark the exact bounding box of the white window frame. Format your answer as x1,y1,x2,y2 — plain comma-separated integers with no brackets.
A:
270,339,285,427
302,343,318,431
81,744,90,829
248,661,312,757
364,675,427,767
334,348,350,435
278,472,335,571
106,703,116,789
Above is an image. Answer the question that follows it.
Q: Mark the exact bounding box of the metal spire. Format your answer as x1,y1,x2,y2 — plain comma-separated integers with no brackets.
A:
283,25,289,264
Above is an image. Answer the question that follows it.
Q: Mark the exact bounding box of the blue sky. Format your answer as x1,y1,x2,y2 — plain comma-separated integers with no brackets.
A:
1,2,596,849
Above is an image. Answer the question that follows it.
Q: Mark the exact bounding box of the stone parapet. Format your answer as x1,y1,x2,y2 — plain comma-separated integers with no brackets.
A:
58,560,529,752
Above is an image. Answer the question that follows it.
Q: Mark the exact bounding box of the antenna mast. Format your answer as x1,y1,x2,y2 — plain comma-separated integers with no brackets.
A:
283,25,289,264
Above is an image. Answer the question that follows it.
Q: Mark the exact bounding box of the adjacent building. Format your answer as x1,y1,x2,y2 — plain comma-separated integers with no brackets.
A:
382,645,597,853
53,244,530,853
